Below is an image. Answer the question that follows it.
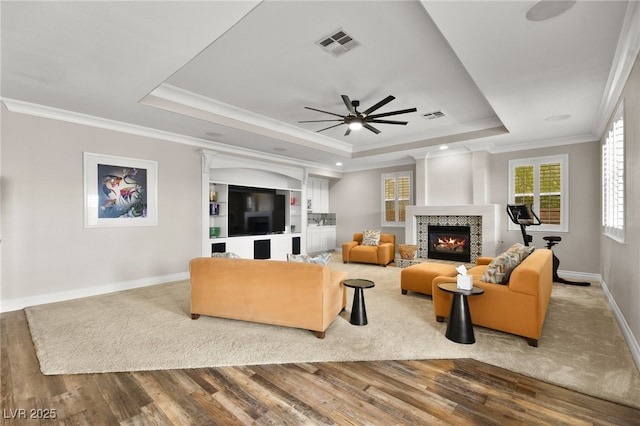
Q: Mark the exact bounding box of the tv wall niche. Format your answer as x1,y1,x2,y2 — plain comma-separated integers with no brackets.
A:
205,181,303,261
202,150,305,260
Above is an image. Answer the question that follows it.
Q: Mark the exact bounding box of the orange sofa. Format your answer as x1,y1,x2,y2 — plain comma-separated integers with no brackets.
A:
189,257,347,338
342,232,396,266
432,248,553,346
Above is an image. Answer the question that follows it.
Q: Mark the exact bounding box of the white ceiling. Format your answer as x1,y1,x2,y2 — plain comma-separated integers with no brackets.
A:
1,1,637,173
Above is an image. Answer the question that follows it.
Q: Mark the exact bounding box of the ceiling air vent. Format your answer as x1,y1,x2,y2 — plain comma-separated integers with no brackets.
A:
423,111,446,120
316,28,361,57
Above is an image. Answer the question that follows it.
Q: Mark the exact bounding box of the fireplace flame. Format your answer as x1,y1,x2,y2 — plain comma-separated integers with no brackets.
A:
434,237,466,252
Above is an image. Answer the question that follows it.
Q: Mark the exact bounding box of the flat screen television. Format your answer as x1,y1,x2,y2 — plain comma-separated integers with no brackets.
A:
228,185,285,236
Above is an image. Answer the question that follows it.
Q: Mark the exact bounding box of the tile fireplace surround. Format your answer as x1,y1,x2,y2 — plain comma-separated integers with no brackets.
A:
404,205,501,265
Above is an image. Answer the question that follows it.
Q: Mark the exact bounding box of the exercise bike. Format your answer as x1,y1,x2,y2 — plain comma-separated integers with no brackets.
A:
506,204,590,286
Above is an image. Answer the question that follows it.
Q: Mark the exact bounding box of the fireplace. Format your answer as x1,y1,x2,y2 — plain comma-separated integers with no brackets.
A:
428,225,471,263
404,205,499,267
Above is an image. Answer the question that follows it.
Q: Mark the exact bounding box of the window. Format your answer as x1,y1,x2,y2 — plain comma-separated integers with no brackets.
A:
602,102,624,242
382,172,413,227
508,154,568,232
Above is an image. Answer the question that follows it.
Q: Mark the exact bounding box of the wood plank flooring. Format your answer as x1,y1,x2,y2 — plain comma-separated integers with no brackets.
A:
2,309,639,425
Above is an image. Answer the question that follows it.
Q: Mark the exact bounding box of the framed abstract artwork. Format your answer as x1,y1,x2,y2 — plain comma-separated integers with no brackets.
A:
83,152,158,228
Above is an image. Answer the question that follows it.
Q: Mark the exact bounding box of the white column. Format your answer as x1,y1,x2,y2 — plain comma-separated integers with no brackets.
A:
471,151,489,205
412,154,427,206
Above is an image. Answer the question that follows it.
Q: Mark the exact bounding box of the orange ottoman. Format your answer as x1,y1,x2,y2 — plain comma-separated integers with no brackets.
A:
401,263,458,296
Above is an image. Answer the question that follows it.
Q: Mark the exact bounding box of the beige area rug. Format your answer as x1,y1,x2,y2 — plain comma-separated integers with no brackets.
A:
25,256,640,409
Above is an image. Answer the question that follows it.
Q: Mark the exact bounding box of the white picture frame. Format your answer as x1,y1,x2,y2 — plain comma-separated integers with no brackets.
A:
83,152,158,228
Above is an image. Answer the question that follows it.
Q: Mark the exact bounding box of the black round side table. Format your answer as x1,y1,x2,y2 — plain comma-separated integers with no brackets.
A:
437,282,484,344
343,279,375,326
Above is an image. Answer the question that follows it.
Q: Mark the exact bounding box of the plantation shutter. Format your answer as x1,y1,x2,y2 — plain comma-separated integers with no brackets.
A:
514,165,534,206
384,177,396,222
397,175,410,222
602,104,624,240
382,172,413,226
509,154,567,232
539,162,561,225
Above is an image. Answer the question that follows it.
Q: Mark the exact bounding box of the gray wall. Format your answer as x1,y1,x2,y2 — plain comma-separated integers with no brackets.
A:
600,54,640,351
1,106,202,307
330,164,415,248
488,142,601,274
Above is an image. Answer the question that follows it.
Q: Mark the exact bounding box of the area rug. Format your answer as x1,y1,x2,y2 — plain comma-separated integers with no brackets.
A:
25,257,640,409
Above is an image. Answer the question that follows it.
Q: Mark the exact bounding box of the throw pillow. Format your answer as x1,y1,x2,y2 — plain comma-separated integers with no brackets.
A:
498,243,535,284
211,252,240,258
506,243,535,262
287,253,331,265
287,253,309,263
308,252,331,265
362,229,381,246
481,250,521,284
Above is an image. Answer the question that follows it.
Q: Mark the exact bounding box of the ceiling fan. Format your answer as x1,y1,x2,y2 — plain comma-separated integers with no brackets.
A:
299,95,417,136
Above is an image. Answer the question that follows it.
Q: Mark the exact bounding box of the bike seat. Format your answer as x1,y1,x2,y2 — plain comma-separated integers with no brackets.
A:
543,236,562,242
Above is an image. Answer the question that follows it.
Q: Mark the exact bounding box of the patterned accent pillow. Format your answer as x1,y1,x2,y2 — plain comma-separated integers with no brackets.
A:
287,253,309,263
362,229,381,246
308,252,331,265
480,250,521,284
287,253,331,265
211,252,241,258
499,244,534,284
506,243,535,262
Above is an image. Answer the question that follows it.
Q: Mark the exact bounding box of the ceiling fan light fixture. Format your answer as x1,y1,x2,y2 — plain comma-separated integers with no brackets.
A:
348,119,363,130
299,94,416,135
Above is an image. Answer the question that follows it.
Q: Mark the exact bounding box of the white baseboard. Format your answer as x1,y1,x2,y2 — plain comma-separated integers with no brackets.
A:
556,269,601,283
550,270,639,371
600,277,640,372
0,272,189,313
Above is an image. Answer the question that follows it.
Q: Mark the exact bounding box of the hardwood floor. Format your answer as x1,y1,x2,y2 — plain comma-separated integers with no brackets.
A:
2,310,639,425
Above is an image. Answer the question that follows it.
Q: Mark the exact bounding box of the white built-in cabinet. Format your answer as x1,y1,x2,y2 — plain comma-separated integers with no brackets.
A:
307,225,337,254
201,149,323,261
206,181,303,260
306,177,334,253
307,177,329,213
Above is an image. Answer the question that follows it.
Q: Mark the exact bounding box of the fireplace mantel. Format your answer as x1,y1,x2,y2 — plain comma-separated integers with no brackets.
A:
405,205,501,259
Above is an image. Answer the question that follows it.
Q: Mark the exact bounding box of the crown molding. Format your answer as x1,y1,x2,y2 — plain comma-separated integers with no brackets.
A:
141,83,353,157
1,97,216,147
0,97,343,174
485,133,598,154
351,116,504,153
0,97,602,177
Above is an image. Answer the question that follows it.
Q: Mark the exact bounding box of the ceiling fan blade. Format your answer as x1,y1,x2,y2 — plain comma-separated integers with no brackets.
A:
304,106,345,118
364,123,381,134
366,107,417,119
341,95,356,114
362,95,395,115
317,123,345,132
367,119,409,125
344,127,351,136
298,119,343,123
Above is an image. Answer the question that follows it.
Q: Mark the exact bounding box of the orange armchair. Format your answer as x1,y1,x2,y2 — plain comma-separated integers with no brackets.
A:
342,232,396,266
